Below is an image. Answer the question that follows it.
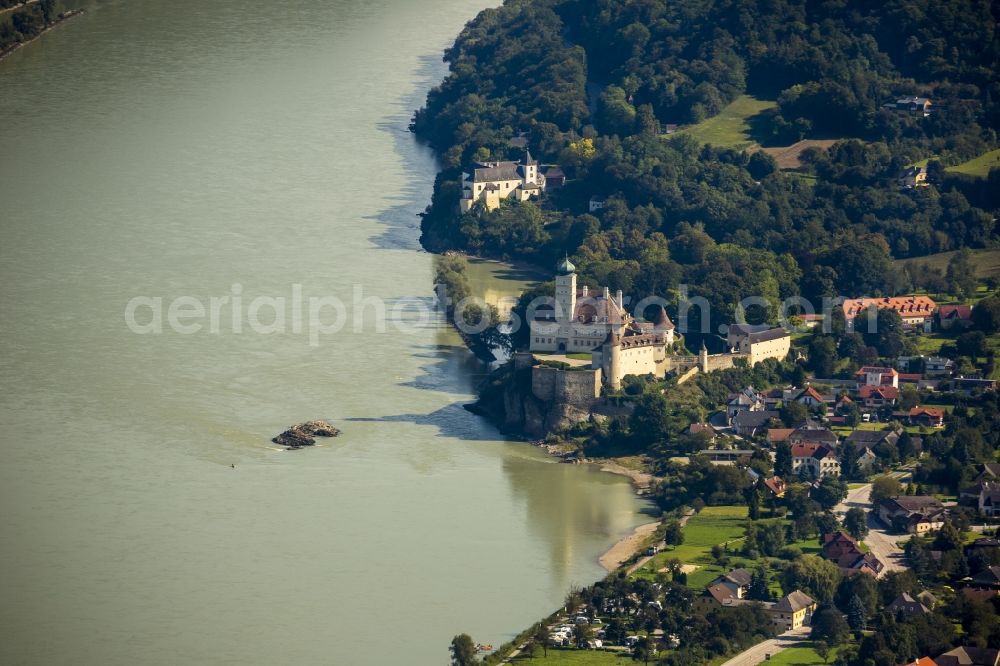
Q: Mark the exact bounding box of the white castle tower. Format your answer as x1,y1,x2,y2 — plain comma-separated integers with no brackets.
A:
554,255,577,335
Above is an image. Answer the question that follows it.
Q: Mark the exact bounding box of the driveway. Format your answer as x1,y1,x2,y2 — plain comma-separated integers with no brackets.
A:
717,625,811,666
834,483,907,575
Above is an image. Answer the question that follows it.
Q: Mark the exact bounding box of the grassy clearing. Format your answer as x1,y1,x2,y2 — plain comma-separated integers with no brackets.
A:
634,506,748,586
894,248,1000,281
566,352,593,361
947,148,1000,178
764,644,842,665
761,140,839,169
674,95,775,148
511,647,634,664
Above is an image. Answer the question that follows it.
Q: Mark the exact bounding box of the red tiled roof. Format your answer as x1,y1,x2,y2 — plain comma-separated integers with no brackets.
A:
858,385,899,400
842,296,937,318
938,305,972,320
910,407,945,418
856,366,899,376
767,428,795,443
800,386,826,402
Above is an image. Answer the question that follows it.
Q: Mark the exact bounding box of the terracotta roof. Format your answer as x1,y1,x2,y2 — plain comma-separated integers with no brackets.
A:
791,443,835,460
910,406,945,418
856,366,899,376
763,476,786,495
858,385,899,400
842,296,937,319
767,428,795,443
798,386,827,403
939,305,972,320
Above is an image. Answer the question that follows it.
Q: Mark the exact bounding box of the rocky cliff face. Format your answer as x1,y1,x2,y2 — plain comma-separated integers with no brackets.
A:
474,363,596,438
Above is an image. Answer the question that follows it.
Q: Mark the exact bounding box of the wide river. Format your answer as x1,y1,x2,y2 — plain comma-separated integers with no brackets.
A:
0,1,653,664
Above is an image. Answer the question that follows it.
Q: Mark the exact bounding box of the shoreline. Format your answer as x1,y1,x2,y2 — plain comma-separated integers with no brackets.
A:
0,9,84,63
598,520,660,572
533,442,662,569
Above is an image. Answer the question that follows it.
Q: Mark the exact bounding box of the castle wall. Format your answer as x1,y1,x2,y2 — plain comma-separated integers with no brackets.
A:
614,344,663,380
531,366,601,409
748,335,791,365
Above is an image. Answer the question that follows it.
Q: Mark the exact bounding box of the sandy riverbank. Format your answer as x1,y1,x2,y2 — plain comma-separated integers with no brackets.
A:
595,459,655,490
598,521,660,572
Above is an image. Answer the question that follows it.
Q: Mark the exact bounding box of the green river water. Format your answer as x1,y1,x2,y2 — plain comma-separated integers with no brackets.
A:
0,1,653,663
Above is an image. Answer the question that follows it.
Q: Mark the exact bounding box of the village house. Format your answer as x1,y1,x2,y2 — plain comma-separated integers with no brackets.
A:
909,406,945,428
768,591,816,631
588,196,606,212
857,384,899,409
971,566,1000,590
767,428,795,445
842,296,937,332
543,166,565,189
762,475,786,499
695,583,816,632
856,447,879,473
892,96,933,116
732,410,779,437
938,305,973,330
791,442,840,478
685,422,717,442
886,593,931,618
787,421,839,447
821,531,885,576
459,150,545,213
877,496,947,534
856,366,900,389
935,646,1000,666
694,568,753,613
790,386,829,407
726,386,766,418
976,463,1000,482
926,356,955,376
979,487,1000,517
899,165,929,188
846,428,900,450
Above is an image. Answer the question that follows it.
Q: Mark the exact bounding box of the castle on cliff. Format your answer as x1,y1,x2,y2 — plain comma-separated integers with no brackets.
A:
526,259,790,392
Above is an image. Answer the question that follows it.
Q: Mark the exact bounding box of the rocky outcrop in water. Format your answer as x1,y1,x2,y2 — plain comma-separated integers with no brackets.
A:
272,420,341,448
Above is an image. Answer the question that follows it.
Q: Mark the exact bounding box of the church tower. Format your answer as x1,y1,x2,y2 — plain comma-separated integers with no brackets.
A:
522,149,538,184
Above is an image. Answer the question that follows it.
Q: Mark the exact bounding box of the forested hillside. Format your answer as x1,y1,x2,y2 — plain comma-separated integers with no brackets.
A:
413,0,1000,335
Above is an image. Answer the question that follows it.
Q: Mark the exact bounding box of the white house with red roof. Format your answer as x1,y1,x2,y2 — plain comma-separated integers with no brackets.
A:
791,442,841,478
856,366,899,389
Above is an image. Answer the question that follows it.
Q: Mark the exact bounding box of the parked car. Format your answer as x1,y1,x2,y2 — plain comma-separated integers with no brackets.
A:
574,616,589,625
